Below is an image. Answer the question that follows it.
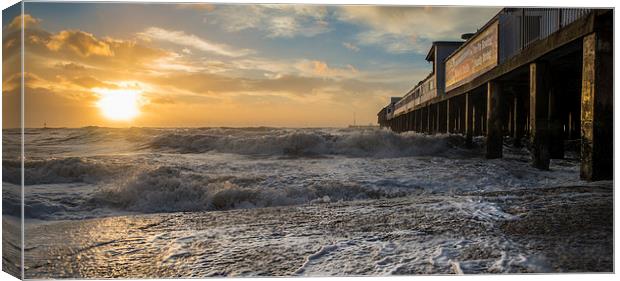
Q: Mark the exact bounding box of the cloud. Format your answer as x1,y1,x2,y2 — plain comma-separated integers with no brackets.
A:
138,27,254,57
356,30,429,54
337,6,500,54
62,75,120,90
6,14,41,30
207,5,330,38
46,30,114,57
21,25,177,75
147,70,395,106
54,62,88,71
294,60,359,80
342,42,360,52
147,53,207,73
205,56,364,82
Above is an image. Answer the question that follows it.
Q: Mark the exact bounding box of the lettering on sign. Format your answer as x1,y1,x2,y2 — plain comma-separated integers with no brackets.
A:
445,21,498,91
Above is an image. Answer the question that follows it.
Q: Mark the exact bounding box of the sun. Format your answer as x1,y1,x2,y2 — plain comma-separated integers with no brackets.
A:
94,88,142,121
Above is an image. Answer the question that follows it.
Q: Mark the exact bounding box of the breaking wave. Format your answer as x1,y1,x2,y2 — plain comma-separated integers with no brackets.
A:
148,129,469,157
89,166,413,214
2,157,131,185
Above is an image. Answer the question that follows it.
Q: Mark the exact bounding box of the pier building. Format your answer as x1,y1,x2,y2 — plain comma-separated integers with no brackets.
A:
377,8,613,181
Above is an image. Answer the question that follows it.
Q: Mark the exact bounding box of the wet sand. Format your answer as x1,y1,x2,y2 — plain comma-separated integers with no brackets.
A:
17,181,613,278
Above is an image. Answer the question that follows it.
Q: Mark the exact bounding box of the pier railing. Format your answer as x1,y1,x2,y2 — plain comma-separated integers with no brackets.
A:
394,74,436,116
499,8,592,63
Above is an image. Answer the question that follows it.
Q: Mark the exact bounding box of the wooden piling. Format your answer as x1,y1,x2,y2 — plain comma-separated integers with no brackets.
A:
486,81,504,159
530,62,551,170
581,30,613,180
465,92,474,147
446,99,452,134
513,94,524,147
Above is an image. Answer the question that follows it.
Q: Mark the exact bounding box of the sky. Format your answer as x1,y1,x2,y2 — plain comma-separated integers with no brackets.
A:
2,2,499,128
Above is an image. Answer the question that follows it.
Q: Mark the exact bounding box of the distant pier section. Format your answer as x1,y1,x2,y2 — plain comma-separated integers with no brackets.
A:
377,8,613,181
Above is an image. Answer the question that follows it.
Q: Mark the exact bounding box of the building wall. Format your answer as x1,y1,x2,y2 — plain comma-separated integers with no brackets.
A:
435,45,462,96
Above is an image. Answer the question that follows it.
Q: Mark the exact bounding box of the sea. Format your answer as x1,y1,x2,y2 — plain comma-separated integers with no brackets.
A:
3,127,605,277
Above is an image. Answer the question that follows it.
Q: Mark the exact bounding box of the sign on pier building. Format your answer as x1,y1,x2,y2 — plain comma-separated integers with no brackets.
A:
445,20,499,91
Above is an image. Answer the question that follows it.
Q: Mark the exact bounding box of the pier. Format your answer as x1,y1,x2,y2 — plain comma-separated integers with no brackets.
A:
378,8,613,181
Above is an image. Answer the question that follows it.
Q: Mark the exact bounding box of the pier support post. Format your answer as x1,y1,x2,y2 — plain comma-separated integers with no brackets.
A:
446,99,451,133
465,92,474,147
394,116,398,132
455,106,461,133
473,105,479,136
581,31,613,180
444,101,449,133
549,85,565,158
508,95,514,137
426,105,431,134
459,96,466,135
411,110,416,132
436,104,440,133
395,116,400,132
411,110,418,132
419,109,423,133
395,116,399,132
486,81,504,159
530,62,551,170
479,89,488,135
437,101,444,133
428,104,436,134
404,113,409,132
474,93,483,136
513,94,524,147
415,109,420,132
418,108,422,133
453,101,459,133
409,112,413,132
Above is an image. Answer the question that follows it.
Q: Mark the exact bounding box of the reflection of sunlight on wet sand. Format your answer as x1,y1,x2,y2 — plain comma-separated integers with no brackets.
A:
24,216,169,278
2,216,22,277
21,183,613,278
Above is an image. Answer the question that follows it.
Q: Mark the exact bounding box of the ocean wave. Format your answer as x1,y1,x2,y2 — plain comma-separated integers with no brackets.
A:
2,157,131,185
90,166,413,214
148,129,469,157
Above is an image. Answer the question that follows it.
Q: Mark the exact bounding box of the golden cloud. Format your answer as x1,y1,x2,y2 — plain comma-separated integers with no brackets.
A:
6,14,41,31
46,30,114,57
294,60,359,79
54,62,88,71
62,75,120,90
